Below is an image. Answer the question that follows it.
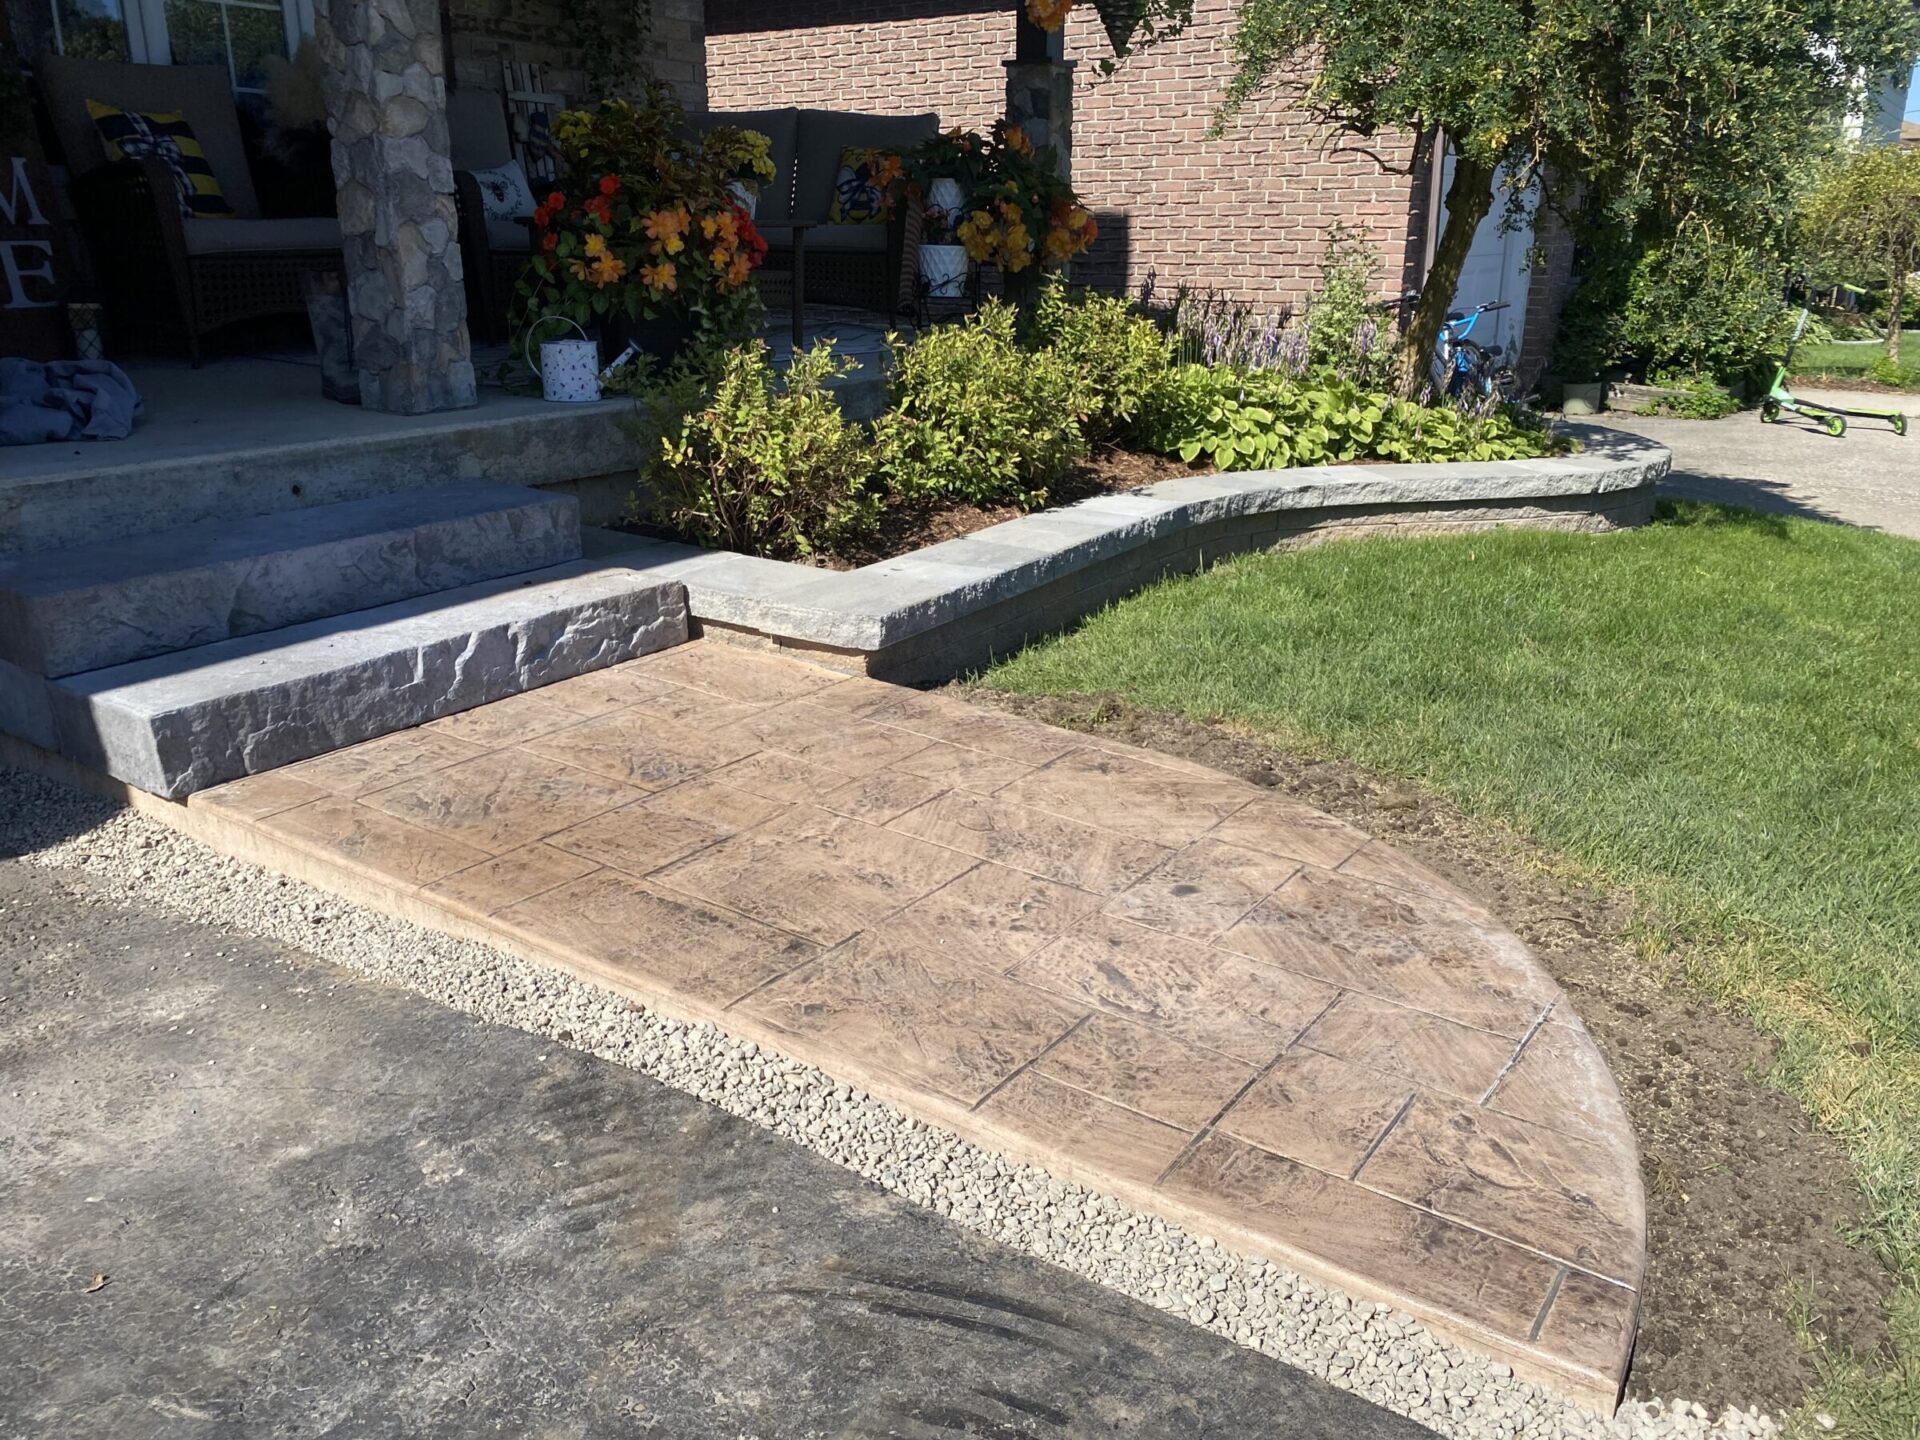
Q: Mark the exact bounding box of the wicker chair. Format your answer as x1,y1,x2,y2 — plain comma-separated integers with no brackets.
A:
37,55,343,366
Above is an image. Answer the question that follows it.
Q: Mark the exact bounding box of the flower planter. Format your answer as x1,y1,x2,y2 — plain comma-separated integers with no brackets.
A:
919,244,969,300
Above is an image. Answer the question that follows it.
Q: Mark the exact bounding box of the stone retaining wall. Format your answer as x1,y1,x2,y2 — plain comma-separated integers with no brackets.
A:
602,429,1668,686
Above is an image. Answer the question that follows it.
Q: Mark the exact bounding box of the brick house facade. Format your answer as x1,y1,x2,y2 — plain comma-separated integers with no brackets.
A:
446,0,706,115
706,0,1572,376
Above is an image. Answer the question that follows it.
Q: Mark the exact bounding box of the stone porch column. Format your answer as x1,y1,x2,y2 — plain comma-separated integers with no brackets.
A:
317,0,477,414
1005,10,1074,183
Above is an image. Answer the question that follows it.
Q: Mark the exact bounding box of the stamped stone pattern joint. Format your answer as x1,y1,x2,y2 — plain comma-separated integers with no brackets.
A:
183,640,1647,1411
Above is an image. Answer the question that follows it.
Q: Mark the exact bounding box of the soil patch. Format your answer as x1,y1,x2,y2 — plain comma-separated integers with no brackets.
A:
819,447,1199,570
959,686,1897,1415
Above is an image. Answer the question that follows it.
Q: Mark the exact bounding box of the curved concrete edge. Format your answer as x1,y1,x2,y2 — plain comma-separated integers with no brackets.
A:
79,709,1650,1417
591,435,1672,655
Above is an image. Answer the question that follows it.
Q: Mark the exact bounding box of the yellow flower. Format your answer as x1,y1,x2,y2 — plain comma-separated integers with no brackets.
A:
1004,124,1035,158
583,232,609,259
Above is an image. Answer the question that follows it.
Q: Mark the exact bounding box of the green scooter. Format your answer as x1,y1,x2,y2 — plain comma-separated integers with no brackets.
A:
1760,308,1908,437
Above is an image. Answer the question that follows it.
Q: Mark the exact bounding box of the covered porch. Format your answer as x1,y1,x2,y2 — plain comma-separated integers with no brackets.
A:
4,0,1106,434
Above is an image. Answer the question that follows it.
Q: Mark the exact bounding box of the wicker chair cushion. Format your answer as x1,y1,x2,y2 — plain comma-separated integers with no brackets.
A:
792,111,937,227
38,56,261,218
182,216,343,256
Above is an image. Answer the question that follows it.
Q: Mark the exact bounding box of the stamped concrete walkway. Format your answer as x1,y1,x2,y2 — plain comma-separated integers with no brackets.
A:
182,640,1645,1410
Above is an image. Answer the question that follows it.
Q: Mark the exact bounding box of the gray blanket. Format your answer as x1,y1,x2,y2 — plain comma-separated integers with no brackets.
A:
0,358,143,444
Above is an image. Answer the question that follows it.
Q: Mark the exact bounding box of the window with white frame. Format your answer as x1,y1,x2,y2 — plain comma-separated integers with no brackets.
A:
47,0,313,96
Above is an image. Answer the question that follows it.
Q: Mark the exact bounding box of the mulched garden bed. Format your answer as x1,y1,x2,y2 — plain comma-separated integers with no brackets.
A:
957,685,1898,1419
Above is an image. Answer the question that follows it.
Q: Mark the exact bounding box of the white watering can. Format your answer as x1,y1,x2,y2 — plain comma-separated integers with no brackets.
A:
526,315,601,403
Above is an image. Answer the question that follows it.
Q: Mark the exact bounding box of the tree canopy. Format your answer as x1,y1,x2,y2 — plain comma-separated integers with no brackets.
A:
1800,143,1920,362
1122,0,1920,385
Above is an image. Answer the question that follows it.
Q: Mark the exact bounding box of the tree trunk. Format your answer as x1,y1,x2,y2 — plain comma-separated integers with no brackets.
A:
1397,152,1498,396
1887,257,1905,366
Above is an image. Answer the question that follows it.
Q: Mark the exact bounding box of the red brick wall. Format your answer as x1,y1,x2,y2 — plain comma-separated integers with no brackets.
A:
706,0,1431,320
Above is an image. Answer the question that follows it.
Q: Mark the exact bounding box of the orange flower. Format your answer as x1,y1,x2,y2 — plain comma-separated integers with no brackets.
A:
726,252,753,287
639,259,678,292
643,205,690,255
1025,0,1071,30
1004,124,1035,158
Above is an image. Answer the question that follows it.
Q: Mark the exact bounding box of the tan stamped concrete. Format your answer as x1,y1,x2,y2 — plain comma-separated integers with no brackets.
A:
184,639,1646,1411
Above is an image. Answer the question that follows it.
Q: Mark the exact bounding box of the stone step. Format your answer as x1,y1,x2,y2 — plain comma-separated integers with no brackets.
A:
32,560,688,798
0,481,582,679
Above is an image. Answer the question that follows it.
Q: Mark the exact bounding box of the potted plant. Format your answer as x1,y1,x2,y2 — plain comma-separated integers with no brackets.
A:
880,121,1097,305
955,120,1098,307
710,126,776,220
516,85,769,368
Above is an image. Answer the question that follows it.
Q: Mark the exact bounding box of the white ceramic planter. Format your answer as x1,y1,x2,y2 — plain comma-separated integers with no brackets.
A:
920,243,969,300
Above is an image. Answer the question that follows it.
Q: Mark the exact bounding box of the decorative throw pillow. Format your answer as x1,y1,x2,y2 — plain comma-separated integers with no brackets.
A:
827,147,889,225
86,101,234,220
469,159,537,221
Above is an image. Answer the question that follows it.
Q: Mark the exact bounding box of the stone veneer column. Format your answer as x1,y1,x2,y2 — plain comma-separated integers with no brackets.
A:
1003,59,1076,183
317,0,477,414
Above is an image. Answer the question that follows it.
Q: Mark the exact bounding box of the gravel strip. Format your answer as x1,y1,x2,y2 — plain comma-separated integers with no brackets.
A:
2,765,1778,1440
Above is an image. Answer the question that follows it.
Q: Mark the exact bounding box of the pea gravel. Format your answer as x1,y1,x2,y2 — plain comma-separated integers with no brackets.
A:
2,764,1780,1440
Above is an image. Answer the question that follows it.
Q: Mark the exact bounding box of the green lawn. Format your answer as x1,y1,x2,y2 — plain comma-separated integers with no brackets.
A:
1791,330,1920,391
980,502,1920,1433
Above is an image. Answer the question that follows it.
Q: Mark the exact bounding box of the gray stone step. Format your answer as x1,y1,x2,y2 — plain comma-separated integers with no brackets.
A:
37,560,688,798
0,481,582,679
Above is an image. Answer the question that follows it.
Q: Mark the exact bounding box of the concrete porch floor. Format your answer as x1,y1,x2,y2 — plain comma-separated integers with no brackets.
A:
176,639,1646,1412
2,309,892,556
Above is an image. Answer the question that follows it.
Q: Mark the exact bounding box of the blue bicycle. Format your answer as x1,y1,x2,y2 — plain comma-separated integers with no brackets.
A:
1436,300,1516,400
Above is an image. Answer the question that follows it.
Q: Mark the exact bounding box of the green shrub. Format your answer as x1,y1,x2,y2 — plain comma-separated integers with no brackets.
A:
1371,396,1561,462
1868,354,1920,387
876,302,1086,508
1138,362,1557,470
1617,228,1789,385
1303,225,1397,390
1029,279,1172,442
635,341,881,559
1137,364,1382,469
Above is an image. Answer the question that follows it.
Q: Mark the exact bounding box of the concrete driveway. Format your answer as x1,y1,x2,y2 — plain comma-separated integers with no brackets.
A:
0,851,1428,1440
1591,385,1920,539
